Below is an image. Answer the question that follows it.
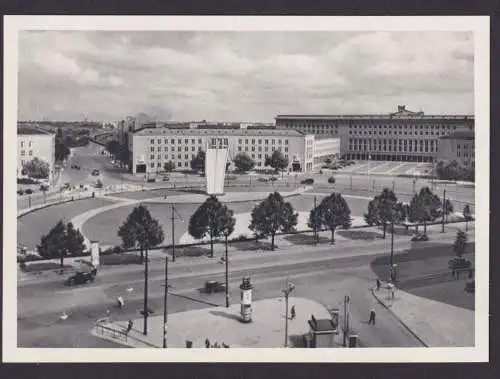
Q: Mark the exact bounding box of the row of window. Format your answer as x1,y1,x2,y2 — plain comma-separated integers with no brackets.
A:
151,146,201,153
19,150,33,157
237,146,288,153
149,138,291,145
349,138,438,146
284,123,460,130
148,152,290,162
349,139,438,153
350,130,449,136
19,141,33,148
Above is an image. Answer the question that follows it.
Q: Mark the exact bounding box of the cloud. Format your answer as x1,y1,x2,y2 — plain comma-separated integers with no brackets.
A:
17,31,474,121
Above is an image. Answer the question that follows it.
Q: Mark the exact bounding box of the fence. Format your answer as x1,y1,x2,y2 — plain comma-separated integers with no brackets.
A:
94,320,128,343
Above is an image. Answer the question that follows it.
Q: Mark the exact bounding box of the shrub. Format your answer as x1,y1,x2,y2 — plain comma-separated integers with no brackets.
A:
17,189,25,196
301,178,314,185
328,176,336,184
100,253,145,265
25,188,34,194
17,178,39,185
101,246,124,255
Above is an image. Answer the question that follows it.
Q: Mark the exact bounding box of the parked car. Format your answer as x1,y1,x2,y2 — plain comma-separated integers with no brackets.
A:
17,189,24,196
411,233,429,242
258,177,268,182
269,177,277,182
40,184,49,191
65,270,96,286
448,257,472,270
300,178,314,185
163,176,170,182
25,188,34,195
91,169,100,176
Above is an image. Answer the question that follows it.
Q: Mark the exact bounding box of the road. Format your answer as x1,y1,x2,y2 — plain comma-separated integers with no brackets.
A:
18,228,472,348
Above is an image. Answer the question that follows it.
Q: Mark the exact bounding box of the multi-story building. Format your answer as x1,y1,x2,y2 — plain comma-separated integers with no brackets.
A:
17,126,56,183
437,129,475,168
131,127,317,175
275,105,474,163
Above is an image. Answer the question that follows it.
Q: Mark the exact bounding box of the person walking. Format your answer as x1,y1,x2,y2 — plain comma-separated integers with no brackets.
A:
368,309,376,325
376,279,381,291
290,305,296,320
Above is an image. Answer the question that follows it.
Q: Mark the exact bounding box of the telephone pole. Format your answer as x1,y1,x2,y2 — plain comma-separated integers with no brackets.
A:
390,221,395,281
162,256,169,348
143,247,149,335
225,234,229,308
441,188,446,233
282,280,295,348
343,295,350,347
313,195,317,246
171,204,176,262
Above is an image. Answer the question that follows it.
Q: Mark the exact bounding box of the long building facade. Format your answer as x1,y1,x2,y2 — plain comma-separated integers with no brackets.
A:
131,127,339,175
275,105,474,163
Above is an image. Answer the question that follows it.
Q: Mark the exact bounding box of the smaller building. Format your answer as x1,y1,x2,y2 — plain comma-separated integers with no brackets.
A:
17,126,56,183
305,314,339,348
437,129,475,168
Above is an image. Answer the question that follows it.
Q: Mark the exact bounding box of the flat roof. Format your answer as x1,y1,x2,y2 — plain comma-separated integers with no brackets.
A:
134,127,305,138
17,127,53,135
276,114,474,121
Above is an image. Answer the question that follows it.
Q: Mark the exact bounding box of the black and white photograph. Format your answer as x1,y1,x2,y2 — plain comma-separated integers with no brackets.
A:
3,16,489,362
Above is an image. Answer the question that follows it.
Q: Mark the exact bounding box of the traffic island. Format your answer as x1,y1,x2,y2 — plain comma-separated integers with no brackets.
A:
90,297,333,348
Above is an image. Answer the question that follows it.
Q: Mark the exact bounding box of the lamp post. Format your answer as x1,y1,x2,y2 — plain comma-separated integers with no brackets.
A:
441,187,446,233
171,204,176,262
225,234,229,308
343,295,350,347
390,221,395,281
143,246,149,335
313,195,318,246
162,256,169,348
282,279,295,348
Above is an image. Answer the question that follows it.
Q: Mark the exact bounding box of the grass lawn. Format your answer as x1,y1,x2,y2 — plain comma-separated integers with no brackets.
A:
21,262,73,273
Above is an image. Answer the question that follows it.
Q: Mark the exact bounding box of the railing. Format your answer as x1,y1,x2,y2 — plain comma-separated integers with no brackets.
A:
94,320,128,342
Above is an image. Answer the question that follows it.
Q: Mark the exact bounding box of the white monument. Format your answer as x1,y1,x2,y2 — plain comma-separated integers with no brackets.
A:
205,139,229,195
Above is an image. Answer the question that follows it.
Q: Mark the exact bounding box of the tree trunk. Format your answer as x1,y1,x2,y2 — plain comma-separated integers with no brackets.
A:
382,223,386,239
465,220,468,232
60,251,64,268
140,248,144,264
423,221,427,234
210,234,214,258
330,228,336,244
271,232,275,251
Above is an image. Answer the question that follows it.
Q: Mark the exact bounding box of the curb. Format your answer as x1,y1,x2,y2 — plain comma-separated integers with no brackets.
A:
370,287,428,347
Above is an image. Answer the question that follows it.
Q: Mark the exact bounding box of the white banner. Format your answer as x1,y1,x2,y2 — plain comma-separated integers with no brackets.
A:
91,241,100,267
242,289,252,305
206,148,228,195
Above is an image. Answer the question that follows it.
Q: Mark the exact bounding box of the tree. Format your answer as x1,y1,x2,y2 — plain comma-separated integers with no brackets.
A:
118,205,165,264
443,199,454,220
463,204,473,231
315,193,351,244
265,150,288,173
190,150,206,172
37,221,85,268
164,161,175,172
453,230,468,257
364,198,380,227
375,188,399,238
408,187,442,235
233,152,255,172
22,157,50,179
249,192,298,250
188,196,236,257
106,140,121,157
55,139,70,162
307,207,322,242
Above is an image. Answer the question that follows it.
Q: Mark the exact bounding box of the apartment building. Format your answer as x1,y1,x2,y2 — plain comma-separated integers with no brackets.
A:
131,127,315,175
17,126,56,183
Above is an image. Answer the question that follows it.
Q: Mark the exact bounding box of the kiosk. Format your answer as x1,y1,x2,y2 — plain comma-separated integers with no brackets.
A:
239,277,253,323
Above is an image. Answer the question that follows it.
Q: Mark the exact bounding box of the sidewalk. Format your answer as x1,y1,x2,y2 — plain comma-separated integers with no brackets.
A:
372,284,474,347
91,297,332,348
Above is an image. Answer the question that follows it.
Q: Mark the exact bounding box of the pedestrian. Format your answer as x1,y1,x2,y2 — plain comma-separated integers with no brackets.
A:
205,338,210,348
290,305,296,320
126,319,133,333
376,279,381,291
452,268,456,279
468,268,473,279
117,296,124,309
368,309,376,325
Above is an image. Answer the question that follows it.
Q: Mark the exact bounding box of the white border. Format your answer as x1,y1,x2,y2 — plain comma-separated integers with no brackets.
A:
3,16,489,363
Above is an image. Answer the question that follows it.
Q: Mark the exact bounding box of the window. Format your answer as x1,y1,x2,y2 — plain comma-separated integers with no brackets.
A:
178,162,182,167
150,139,155,144
29,141,32,147
157,162,161,167
158,139,162,144
185,139,188,144
192,139,195,144
29,150,33,156
198,139,202,144
172,154,175,159
178,146,182,152
239,139,242,144
185,162,189,167
171,139,175,144
157,147,162,152
238,147,242,152
157,155,161,160
151,163,155,168
265,139,269,145
20,141,24,147
150,154,154,160
165,140,168,144
185,154,189,159
185,147,189,152
258,154,262,158
252,139,255,145
164,147,168,152
258,139,262,144
245,139,248,144
178,154,181,159
20,150,26,156
150,147,154,152
192,146,196,151
178,139,182,144
285,147,288,152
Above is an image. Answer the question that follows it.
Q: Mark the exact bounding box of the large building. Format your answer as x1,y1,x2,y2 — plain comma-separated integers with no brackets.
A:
131,127,338,175
437,129,475,168
275,105,474,163
17,126,56,183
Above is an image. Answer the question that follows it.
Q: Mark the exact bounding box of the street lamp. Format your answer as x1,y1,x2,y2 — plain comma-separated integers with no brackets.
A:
225,233,230,308
162,256,169,348
343,295,350,347
282,279,295,348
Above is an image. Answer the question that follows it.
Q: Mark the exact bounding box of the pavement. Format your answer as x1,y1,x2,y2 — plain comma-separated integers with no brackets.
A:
91,297,333,348
372,284,475,347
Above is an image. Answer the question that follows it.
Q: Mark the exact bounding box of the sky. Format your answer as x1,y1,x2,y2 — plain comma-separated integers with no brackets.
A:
17,31,474,122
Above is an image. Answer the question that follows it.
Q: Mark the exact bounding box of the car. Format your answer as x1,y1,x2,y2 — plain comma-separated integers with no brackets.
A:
163,176,170,182
258,177,268,182
269,177,277,181
91,169,100,176
40,184,49,191
411,233,429,242
17,189,24,196
25,188,34,195
204,280,226,294
448,257,472,270
65,271,96,286
300,178,314,185
147,178,156,183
